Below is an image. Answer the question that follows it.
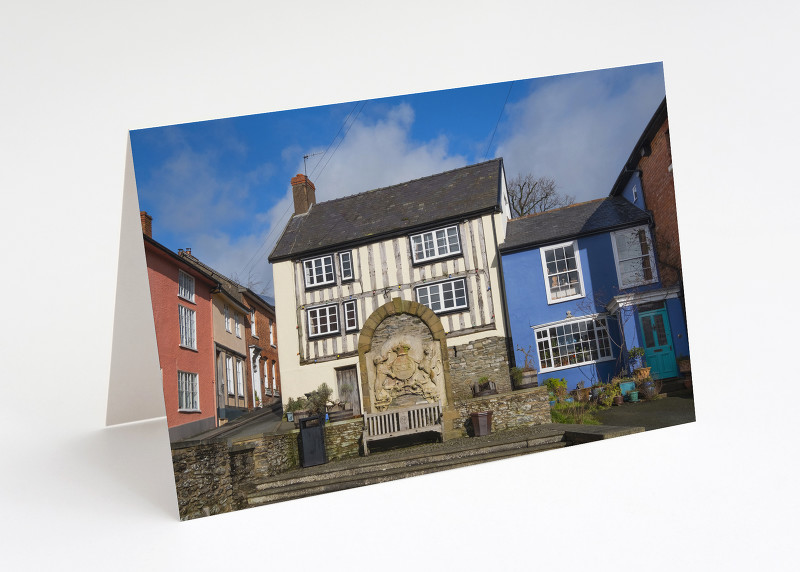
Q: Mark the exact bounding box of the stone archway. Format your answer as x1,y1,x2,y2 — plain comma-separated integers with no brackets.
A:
357,298,453,414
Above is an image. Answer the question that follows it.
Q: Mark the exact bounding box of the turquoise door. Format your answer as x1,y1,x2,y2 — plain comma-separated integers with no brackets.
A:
638,309,678,380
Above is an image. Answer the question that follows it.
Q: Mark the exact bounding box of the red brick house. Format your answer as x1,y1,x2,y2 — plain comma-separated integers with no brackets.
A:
241,289,281,408
609,97,682,287
141,212,218,442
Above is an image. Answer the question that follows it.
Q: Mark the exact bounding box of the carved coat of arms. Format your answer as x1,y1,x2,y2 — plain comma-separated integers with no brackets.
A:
366,335,442,412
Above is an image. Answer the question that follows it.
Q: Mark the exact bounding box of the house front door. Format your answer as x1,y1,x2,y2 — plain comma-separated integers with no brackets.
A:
336,366,360,413
638,308,678,380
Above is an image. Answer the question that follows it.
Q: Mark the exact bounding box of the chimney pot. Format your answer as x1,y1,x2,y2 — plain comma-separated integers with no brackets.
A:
140,211,153,238
291,174,316,215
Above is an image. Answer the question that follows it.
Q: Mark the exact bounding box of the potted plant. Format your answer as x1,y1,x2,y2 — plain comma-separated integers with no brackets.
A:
637,376,662,400
472,376,498,397
628,347,651,380
470,410,493,437
597,382,617,407
510,366,538,390
575,381,591,402
544,377,568,402
514,345,539,388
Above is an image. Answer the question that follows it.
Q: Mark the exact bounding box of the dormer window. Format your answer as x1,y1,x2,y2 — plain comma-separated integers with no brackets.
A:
410,225,461,263
540,240,585,304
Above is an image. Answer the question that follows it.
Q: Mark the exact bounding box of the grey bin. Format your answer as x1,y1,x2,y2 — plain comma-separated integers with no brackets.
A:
299,414,327,467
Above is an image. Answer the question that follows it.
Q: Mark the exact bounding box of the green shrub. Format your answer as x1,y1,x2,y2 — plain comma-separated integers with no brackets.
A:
551,401,602,425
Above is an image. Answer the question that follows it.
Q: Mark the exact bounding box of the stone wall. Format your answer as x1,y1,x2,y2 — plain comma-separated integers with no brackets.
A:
447,336,512,401
171,441,234,520
324,418,363,461
454,385,551,434
172,418,364,519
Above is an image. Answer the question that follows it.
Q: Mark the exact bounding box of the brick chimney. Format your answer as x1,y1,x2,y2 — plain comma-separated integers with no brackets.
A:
291,174,316,215
140,211,153,237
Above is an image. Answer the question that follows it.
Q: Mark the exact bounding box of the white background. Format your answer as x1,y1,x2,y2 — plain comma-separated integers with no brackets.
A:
2,2,797,570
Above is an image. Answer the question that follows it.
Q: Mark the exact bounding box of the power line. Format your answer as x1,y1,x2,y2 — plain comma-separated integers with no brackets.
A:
483,81,514,160
235,101,368,286
312,100,366,183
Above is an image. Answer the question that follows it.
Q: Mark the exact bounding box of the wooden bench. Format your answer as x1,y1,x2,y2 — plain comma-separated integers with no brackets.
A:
362,401,443,455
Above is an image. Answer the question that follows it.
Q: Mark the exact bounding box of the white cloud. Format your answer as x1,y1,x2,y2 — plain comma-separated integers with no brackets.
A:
496,69,666,202
304,102,466,201
182,102,468,297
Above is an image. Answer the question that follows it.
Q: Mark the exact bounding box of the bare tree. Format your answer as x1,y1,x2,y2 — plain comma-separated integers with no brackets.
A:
507,173,575,217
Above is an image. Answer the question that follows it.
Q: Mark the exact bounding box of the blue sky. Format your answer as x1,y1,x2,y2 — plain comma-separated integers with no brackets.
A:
131,62,665,301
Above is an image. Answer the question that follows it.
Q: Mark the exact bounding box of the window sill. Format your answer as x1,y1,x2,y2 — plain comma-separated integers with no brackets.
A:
308,331,342,341
179,344,198,352
178,295,196,305
546,293,585,305
428,306,469,317
539,355,615,374
618,279,658,290
411,251,464,267
178,409,202,414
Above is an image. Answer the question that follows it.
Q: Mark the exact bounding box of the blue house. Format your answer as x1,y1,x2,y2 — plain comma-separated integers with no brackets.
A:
499,194,690,390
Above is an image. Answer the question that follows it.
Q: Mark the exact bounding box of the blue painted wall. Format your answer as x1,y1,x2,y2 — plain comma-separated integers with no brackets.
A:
619,171,647,210
502,225,679,390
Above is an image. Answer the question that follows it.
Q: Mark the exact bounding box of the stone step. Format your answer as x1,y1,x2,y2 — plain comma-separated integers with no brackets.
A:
252,432,564,493
246,439,566,507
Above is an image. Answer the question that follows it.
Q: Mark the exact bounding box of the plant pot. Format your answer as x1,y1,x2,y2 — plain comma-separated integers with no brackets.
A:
286,411,294,422
633,367,652,380
612,395,624,406
470,411,493,437
628,390,639,402
549,400,556,407
576,388,591,402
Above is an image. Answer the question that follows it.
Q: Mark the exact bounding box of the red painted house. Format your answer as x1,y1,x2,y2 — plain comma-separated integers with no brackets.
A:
141,212,218,442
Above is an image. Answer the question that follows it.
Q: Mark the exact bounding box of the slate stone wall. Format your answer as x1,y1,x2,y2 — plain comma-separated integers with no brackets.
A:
455,385,551,433
171,441,234,520
324,418,363,461
447,336,512,400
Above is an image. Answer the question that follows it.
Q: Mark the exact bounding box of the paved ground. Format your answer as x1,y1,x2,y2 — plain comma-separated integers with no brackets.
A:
592,390,695,430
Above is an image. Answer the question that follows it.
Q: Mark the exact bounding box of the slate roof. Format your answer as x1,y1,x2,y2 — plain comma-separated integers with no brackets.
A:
500,196,651,253
269,159,504,262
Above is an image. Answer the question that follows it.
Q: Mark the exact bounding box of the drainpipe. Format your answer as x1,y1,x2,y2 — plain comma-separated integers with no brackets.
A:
491,214,516,368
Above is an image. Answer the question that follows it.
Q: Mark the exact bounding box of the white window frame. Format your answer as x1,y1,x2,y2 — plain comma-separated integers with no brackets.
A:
178,270,195,303
271,360,277,393
303,255,336,288
178,305,196,349
415,278,468,314
250,309,257,337
540,240,586,304
610,225,659,289
178,371,199,411
236,359,244,397
224,304,231,332
235,313,242,338
343,300,359,332
410,225,461,264
534,315,614,373
226,356,235,395
307,304,340,338
339,251,354,281
269,319,275,347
